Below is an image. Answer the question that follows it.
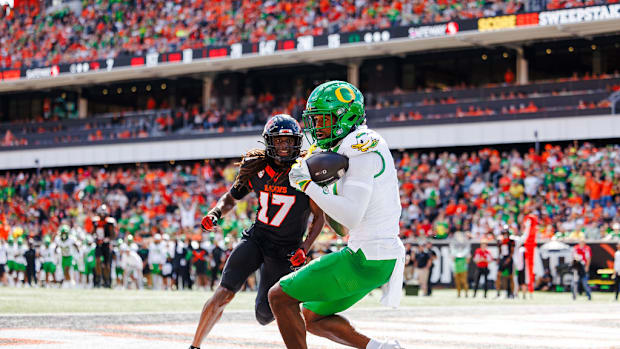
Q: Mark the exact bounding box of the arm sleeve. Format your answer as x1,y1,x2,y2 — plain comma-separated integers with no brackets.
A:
304,153,379,230
229,157,257,200
230,180,251,200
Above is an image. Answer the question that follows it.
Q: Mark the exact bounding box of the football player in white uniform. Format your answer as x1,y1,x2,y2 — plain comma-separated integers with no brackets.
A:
121,243,143,289
40,235,58,287
149,234,167,290
270,81,405,349
55,225,79,287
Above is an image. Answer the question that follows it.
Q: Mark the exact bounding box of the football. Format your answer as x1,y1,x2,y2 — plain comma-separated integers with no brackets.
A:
306,151,349,186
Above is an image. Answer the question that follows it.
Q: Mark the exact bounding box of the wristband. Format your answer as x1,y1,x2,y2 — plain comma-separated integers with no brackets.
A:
207,207,222,220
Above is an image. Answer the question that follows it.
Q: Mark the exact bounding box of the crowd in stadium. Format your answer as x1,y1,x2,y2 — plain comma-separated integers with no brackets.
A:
0,142,619,242
2,72,618,148
0,0,610,69
1,90,305,147
0,140,619,288
396,143,620,241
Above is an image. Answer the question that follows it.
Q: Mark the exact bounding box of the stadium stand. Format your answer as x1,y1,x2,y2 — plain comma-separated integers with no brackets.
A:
0,0,611,69
1,73,617,148
1,142,618,245
370,74,619,123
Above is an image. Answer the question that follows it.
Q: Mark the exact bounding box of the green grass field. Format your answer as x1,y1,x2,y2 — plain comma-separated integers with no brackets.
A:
1,287,615,314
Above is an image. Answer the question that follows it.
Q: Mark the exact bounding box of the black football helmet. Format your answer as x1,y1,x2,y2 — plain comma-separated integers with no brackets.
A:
262,114,303,163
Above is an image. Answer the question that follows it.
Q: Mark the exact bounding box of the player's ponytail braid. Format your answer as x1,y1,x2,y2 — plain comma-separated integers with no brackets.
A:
234,148,307,187
234,149,269,186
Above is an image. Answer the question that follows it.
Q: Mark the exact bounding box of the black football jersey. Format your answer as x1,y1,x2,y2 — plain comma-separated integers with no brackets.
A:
92,216,116,244
231,160,311,246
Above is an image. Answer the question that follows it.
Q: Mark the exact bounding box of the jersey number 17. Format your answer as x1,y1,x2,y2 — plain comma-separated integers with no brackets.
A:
257,192,296,227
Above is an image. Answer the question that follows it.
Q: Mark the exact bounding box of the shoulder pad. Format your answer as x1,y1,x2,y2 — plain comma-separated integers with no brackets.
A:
338,127,382,157
92,216,100,223
105,217,117,224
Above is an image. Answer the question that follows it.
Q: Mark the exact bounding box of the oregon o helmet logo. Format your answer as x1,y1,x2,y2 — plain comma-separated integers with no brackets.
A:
335,86,355,103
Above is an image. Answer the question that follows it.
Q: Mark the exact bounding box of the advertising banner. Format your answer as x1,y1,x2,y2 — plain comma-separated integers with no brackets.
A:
422,241,618,288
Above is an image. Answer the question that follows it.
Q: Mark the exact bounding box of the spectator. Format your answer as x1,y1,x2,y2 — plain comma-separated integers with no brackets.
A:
414,243,431,296
404,242,415,282
535,268,553,292
571,237,592,301
504,68,515,84
0,1,598,70
425,241,438,296
473,239,492,298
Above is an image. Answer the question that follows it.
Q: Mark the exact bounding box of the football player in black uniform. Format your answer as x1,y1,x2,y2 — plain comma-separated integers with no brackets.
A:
497,226,515,298
189,114,324,349
92,204,116,288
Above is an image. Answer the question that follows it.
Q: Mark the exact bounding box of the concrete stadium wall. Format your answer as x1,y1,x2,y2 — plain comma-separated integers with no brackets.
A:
0,113,618,170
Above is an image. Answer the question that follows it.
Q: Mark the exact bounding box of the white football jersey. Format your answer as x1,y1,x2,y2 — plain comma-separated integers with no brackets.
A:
7,244,18,262
333,126,401,244
122,251,143,270
0,243,7,264
332,125,405,308
148,242,167,265
56,237,76,257
15,245,27,264
40,245,56,263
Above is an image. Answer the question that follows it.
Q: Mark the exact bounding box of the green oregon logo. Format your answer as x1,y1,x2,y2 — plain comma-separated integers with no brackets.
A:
335,86,355,103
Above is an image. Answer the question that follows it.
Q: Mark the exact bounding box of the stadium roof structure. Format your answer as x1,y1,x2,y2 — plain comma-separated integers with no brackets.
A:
1,4,619,93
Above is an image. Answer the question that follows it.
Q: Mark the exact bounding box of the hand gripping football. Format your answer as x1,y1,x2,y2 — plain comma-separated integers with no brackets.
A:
306,151,349,187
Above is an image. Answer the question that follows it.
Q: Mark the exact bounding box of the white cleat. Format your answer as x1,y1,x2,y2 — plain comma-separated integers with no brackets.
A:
380,340,404,349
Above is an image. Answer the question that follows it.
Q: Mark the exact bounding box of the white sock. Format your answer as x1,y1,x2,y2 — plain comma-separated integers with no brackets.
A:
367,339,382,349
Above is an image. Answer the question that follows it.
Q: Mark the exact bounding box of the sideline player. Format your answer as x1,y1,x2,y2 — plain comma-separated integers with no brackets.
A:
6,236,18,286
39,235,58,287
121,243,143,289
496,227,515,298
269,81,405,349
55,225,79,287
189,114,325,349
92,204,116,288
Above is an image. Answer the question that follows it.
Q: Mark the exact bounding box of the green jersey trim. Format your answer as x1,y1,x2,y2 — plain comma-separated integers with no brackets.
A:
373,151,385,178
